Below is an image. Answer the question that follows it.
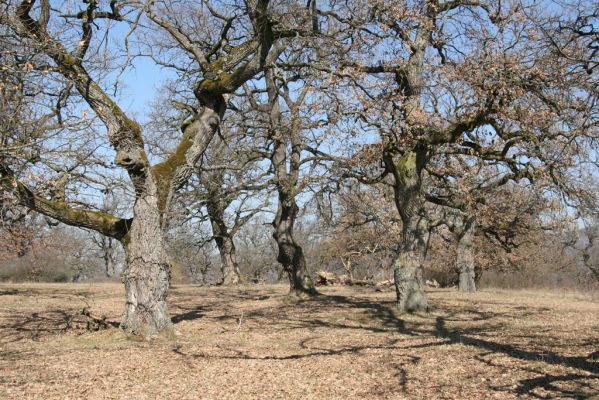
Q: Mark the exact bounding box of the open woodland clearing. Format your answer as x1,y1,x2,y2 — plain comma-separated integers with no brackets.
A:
1,1,598,398
0,283,597,399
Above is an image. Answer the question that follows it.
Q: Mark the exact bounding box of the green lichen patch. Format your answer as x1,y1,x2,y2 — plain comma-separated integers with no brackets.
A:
151,125,195,212
397,151,417,178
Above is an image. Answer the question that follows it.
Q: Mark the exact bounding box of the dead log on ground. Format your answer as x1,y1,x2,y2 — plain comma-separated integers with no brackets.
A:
314,271,393,289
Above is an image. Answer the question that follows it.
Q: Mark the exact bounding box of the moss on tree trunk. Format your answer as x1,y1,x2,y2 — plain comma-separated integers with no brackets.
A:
386,148,429,313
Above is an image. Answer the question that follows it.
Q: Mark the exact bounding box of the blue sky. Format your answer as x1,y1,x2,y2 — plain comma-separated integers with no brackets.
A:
111,56,172,123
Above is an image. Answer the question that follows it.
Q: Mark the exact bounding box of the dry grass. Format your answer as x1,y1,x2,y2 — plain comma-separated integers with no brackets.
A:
0,283,597,399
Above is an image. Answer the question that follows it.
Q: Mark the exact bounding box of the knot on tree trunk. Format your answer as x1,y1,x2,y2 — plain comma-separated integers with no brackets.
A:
115,148,147,170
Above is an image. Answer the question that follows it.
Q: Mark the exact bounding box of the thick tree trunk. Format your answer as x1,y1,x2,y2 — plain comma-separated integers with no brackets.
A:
393,222,428,312
456,219,477,293
383,15,432,312
385,148,429,313
217,234,242,285
119,184,173,337
273,196,317,297
207,199,242,285
102,237,116,277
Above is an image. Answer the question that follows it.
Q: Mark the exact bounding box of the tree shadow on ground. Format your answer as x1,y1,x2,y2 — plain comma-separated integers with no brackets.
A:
514,373,598,399
171,305,205,323
172,336,433,361
0,309,118,343
0,288,21,296
434,316,598,374
171,290,598,398
0,310,72,343
3,286,596,398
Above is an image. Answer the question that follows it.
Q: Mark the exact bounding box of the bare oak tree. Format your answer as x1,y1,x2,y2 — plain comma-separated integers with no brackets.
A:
313,0,597,311
1,0,299,336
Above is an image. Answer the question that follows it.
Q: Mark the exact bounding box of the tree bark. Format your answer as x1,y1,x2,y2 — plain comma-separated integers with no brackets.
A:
273,194,317,297
218,235,241,285
101,236,116,277
207,199,242,285
204,174,241,285
456,218,477,293
119,180,173,337
385,147,429,313
393,219,429,312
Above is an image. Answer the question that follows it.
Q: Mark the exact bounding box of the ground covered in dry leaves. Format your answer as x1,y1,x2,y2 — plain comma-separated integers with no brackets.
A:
0,283,597,399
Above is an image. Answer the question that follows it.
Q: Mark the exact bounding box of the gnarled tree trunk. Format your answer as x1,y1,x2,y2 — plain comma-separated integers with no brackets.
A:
120,181,172,337
218,236,241,285
207,199,242,285
382,15,432,313
273,194,316,297
393,221,428,312
456,218,477,293
265,68,317,298
200,138,245,285
385,147,429,313
116,93,225,336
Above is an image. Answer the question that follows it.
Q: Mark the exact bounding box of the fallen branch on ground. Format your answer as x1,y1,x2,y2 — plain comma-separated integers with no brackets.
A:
314,271,394,288
81,308,112,331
